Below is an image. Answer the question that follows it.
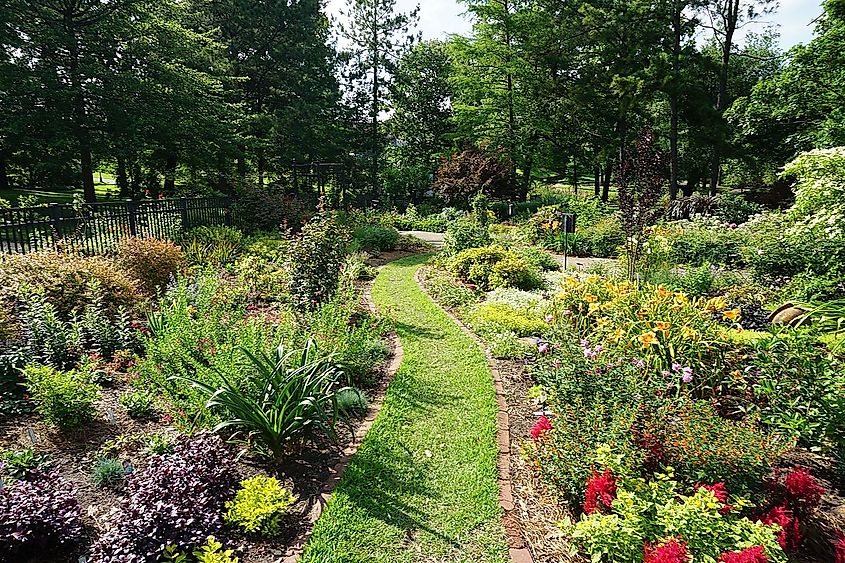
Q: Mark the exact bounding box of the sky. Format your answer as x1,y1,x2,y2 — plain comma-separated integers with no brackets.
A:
325,0,824,50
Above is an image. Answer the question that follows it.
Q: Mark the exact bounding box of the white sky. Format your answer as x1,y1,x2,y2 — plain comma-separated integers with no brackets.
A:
325,0,824,49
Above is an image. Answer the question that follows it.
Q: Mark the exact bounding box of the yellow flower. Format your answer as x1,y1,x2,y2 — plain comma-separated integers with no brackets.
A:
564,276,581,287
655,321,671,332
656,287,670,299
723,308,741,322
681,326,699,340
639,331,658,349
596,317,611,330
584,293,598,303
673,292,688,305
706,296,728,312
603,281,617,293
609,327,624,343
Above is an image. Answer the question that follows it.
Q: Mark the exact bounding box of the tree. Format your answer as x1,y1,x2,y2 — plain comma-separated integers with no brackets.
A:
433,147,515,205
701,0,776,194
339,0,419,196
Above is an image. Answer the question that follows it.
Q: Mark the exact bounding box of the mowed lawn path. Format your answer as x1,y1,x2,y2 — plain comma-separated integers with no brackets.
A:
301,255,508,563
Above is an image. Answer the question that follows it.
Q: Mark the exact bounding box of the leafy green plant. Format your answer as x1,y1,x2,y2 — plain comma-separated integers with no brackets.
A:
442,217,490,256
224,475,295,536
353,224,400,252
91,457,127,487
570,471,786,563
175,339,351,461
487,331,533,359
470,302,547,337
450,245,541,290
119,391,157,419
163,536,239,563
0,448,51,482
144,432,176,455
24,365,99,428
117,237,185,295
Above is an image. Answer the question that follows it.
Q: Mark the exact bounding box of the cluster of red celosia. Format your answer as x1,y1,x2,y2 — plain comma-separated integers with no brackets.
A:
756,467,826,551
583,468,617,515
644,538,688,563
835,531,845,563
759,505,802,551
781,467,825,510
529,415,552,440
718,545,768,563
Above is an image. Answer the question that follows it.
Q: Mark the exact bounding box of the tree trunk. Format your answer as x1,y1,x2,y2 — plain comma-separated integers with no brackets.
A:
371,21,380,199
594,165,601,198
163,151,177,194
572,159,579,196
709,0,739,196
601,160,612,202
116,155,129,198
0,144,8,193
669,4,681,200
64,14,96,202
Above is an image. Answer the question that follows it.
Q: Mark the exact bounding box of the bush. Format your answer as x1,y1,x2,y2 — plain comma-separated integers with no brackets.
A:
0,251,143,321
224,475,295,536
232,187,312,233
182,226,245,267
442,217,490,256
419,267,481,311
433,147,516,204
511,246,560,271
163,536,240,563
353,224,400,252
470,302,547,337
0,448,51,482
91,434,237,562
287,213,351,310
0,471,84,558
715,193,765,224
119,391,157,419
117,237,185,295
579,216,625,257
450,246,541,291
24,365,99,428
570,472,786,563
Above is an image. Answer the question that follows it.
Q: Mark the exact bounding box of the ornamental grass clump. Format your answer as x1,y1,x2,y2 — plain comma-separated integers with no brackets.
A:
224,475,295,536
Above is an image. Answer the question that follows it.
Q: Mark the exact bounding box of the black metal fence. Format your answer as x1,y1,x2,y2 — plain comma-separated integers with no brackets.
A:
0,196,233,255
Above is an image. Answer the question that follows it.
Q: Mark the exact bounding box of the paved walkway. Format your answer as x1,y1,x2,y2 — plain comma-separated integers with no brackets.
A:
400,230,445,249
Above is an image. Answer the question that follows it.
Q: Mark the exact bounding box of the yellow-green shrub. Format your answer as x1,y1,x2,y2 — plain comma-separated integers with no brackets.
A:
449,245,541,290
117,237,185,295
470,302,547,337
223,476,295,536
24,365,99,428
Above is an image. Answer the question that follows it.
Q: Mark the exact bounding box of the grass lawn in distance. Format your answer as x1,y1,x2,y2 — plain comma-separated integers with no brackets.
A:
300,254,509,563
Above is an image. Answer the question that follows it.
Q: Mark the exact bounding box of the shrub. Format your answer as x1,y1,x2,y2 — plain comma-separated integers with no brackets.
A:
433,147,516,204
470,302,547,337
0,471,84,558
91,434,237,562
570,472,787,563
176,340,351,461
579,216,625,258
91,457,126,488
420,267,481,311
639,401,790,493
24,365,99,428
224,475,295,536
117,237,185,295
353,224,400,252
163,536,240,563
509,246,560,272
232,187,312,233
287,213,351,310
182,226,246,267
119,391,157,419
715,193,765,225
488,331,533,359
0,251,143,321
450,246,541,291
442,217,490,256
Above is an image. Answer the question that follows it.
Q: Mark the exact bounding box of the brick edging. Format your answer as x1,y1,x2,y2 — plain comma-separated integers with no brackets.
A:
414,267,535,563
282,279,404,563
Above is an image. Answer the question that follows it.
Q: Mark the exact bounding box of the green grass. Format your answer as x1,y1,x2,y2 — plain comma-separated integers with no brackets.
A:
1,175,117,205
301,255,509,563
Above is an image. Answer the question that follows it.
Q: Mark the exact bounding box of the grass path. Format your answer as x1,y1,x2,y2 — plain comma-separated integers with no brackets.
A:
301,255,508,563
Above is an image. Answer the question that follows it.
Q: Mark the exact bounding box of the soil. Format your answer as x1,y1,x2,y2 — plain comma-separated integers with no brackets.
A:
0,280,399,563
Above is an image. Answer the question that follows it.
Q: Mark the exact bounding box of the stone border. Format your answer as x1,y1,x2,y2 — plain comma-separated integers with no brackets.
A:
282,280,404,563
415,267,535,563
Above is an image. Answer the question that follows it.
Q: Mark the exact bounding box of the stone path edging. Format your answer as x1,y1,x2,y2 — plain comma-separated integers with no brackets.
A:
414,267,535,563
281,281,404,563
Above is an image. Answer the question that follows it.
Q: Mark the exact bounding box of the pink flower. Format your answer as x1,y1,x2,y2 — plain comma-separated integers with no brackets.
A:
782,467,825,510
544,314,554,323
644,538,689,563
538,342,549,354
563,309,572,316
530,416,552,440
718,545,768,563
671,362,682,372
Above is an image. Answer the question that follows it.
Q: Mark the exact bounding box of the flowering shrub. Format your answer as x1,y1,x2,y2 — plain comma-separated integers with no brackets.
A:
549,274,738,391
719,545,769,563
90,433,237,562
583,469,617,515
570,472,787,563
530,415,552,440
644,538,688,563
0,471,84,557
224,475,295,536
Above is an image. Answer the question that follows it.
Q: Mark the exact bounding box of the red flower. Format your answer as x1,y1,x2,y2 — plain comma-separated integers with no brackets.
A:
530,415,552,440
695,482,733,514
760,505,802,551
718,545,768,563
835,531,845,563
583,468,617,515
782,467,825,511
644,538,689,563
